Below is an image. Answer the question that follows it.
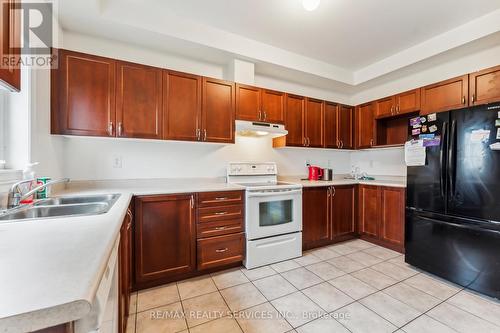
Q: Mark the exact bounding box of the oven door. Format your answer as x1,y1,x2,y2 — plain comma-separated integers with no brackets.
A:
246,189,302,240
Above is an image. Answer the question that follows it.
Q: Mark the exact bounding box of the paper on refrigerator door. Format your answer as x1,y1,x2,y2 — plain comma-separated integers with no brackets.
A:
405,140,426,166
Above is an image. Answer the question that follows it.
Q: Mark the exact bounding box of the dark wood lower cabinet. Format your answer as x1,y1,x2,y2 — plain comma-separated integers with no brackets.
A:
303,187,330,250
134,194,196,288
358,185,405,252
303,185,357,250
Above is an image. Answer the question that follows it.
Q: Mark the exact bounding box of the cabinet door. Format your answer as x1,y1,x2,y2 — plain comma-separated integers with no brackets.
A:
305,98,324,147
236,84,261,122
284,94,305,147
163,70,202,141
338,105,354,149
134,194,196,284
396,89,421,115
331,186,356,238
302,187,330,250
116,61,162,139
380,187,405,247
119,209,132,333
324,102,339,148
0,0,20,91
262,89,285,123
202,77,235,143
358,185,380,238
356,103,375,148
375,96,395,119
469,65,500,106
52,50,116,136
421,75,469,115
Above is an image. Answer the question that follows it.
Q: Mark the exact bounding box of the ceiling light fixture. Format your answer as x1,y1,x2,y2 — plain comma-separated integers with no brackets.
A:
302,0,320,11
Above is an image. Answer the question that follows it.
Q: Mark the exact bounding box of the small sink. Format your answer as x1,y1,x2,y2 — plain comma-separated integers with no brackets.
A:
34,194,120,206
0,193,121,222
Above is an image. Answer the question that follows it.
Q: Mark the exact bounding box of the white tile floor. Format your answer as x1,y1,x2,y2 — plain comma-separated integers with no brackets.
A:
126,239,500,333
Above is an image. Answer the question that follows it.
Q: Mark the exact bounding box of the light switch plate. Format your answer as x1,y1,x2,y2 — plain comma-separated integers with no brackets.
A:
112,155,123,168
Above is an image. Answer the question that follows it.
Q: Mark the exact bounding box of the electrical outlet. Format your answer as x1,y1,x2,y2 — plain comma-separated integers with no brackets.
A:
112,155,123,169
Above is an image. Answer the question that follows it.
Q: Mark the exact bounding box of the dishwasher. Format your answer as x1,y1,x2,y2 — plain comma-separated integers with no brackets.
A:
75,237,120,333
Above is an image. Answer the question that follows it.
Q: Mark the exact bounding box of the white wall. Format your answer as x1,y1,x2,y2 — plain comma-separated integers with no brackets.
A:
60,136,351,180
351,148,406,177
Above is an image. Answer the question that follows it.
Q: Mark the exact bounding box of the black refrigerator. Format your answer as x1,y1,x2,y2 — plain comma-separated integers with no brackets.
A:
406,102,500,299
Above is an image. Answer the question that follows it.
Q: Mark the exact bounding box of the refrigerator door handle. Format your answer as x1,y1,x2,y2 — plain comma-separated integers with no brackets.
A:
448,120,457,197
440,122,448,198
418,215,500,235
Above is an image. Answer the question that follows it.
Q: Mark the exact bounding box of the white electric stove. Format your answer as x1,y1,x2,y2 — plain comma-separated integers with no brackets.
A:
227,162,302,269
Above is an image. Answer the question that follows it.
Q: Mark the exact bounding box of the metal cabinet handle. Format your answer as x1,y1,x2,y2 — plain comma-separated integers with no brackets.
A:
196,128,201,141
462,96,466,105
258,110,262,121
332,187,336,197
396,105,400,114
263,111,267,121
390,106,394,115
215,248,229,253
117,122,123,137
327,187,331,197
307,137,311,146
303,137,307,147
203,129,207,141
190,195,194,208
215,197,228,200
214,211,227,215
370,139,374,147
471,94,475,104
215,226,227,230
340,140,344,149
107,122,114,136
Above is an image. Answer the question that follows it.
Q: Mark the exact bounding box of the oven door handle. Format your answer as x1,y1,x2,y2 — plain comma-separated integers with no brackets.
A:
247,189,302,197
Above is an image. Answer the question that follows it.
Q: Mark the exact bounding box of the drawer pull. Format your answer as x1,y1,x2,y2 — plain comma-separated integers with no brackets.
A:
215,197,228,200
214,211,227,215
215,226,227,230
215,248,229,253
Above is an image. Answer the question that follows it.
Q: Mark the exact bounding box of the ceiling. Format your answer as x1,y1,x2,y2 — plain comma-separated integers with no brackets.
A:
57,0,500,86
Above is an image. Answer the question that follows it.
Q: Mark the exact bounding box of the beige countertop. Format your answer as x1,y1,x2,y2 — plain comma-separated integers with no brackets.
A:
280,175,407,188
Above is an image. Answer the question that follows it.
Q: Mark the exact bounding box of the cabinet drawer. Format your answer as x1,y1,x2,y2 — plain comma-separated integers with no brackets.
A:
198,191,244,207
197,219,244,238
198,205,243,223
197,233,245,270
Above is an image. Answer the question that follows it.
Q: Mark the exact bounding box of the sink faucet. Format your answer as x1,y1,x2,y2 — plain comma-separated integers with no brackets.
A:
7,178,70,209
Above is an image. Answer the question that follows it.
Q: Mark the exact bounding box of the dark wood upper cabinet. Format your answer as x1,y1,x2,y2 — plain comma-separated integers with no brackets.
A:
163,70,202,141
236,85,284,123
469,65,500,106
375,96,395,119
324,102,339,148
396,89,421,115
202,77,235,143
421,75,469,115
116,61,162,139
380,187,405,247
283,94,305,147
303,187,330,250
261,89,285,123
52,49,116,137
356,102,375,148
305,98,324,148
338,105,354,149
134,194,196,285
331,185,356,238
0,0,20,91
235,84,261,122
358,185,380,238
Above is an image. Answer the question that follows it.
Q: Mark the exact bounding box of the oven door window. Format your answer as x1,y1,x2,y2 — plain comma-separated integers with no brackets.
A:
259,199,293,227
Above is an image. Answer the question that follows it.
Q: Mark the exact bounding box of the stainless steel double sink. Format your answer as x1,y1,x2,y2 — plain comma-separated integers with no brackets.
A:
0,194,121,222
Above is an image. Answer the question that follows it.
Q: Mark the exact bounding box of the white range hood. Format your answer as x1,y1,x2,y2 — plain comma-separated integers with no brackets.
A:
235,120,288,138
